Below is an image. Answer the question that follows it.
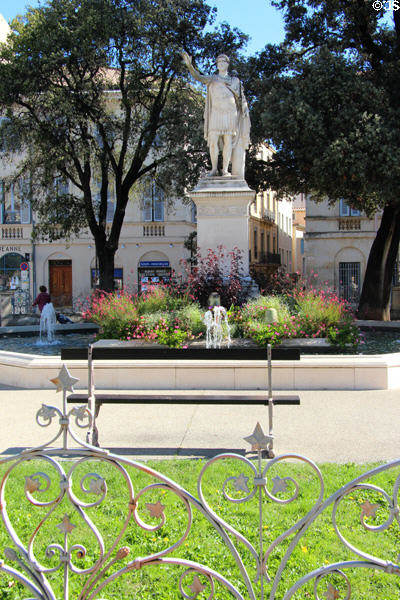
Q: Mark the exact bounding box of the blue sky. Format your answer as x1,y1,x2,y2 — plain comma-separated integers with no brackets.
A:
1,0,286,54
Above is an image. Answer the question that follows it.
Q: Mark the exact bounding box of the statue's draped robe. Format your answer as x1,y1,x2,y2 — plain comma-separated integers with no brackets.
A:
204,75,250,150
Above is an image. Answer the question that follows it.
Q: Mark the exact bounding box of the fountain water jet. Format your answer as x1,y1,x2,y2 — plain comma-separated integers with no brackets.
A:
39,302,57,343
204,304,231,349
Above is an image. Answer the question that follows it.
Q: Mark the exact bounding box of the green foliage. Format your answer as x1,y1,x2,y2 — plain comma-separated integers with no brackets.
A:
294,288,348,328
84,290,138,339
248,0,400,318
240,287,360,348
327,321,361,350
83,287,202,347
241,294,290,323
176,304,206,336
84,280,360,349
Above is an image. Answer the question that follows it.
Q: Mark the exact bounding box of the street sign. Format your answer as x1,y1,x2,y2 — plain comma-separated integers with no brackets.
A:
20,262,29,271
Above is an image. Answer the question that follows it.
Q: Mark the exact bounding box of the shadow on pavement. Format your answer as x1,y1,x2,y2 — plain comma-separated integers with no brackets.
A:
1,446,247,458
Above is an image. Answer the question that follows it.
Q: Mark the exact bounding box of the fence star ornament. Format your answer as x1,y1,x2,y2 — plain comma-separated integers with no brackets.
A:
244,422,272,451
324,583,341,599
51,364,79,393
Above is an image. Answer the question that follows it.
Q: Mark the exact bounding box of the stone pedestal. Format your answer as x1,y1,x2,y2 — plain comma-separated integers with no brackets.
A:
189,177,256,276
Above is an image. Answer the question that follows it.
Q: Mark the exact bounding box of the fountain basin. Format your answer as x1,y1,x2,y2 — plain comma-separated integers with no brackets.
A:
0,347,399,390
0,322,399,390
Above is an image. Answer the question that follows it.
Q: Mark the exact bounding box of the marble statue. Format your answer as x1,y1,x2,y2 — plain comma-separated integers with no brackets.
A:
182,51,250,179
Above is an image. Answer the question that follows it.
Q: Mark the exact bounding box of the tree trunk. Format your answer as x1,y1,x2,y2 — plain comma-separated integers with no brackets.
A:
357,204,400,320
97,244,116,292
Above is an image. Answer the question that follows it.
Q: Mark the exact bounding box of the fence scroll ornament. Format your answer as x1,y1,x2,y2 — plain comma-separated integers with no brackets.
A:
0,367,399,598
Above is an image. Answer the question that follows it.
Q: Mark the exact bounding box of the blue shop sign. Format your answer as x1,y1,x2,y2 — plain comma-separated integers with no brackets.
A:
139,261,169,267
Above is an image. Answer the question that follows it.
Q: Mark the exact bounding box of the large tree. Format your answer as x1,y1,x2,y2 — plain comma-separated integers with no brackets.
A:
250,0,400,320
0,0,247,290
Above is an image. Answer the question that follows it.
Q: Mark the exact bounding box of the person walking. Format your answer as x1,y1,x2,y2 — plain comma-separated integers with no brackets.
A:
32,285,51,313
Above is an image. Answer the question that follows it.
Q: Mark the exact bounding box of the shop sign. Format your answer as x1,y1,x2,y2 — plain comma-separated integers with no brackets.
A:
139,261,169,267
0,246,22,253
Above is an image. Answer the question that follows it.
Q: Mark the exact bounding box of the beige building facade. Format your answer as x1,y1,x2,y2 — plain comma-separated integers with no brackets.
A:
305,197,400,313
249,146,303,284
0,180,196,309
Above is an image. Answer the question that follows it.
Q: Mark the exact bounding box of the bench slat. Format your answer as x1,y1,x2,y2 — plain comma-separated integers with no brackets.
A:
61,347,301,361
67,393,300,405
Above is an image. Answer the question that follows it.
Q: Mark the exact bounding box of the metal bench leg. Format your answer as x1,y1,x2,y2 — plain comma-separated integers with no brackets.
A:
86,344,100,447
266,344,275,458
86,401,101,447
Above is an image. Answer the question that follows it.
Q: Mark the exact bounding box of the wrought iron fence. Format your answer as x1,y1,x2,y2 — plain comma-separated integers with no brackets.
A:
0,366,399,599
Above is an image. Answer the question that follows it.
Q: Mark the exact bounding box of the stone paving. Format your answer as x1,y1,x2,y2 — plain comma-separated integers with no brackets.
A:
0,385,398,463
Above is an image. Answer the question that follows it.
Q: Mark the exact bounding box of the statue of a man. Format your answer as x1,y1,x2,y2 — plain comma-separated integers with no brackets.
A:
182,51,250,179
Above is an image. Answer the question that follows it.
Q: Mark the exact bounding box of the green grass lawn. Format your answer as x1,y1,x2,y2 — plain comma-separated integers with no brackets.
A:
0,457,399,599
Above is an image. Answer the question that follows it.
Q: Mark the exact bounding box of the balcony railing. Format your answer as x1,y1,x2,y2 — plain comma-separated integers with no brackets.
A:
143,224,165,237
338,218,361,230
1,225,25,239
262,209,275,223
258,252,281,265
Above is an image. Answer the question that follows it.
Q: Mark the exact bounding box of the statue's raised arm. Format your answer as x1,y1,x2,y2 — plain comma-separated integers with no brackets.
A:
182,51,250,179
181,51,211,85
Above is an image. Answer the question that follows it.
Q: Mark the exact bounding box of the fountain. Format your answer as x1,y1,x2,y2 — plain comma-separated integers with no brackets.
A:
39,302,57,343
203,293,231,349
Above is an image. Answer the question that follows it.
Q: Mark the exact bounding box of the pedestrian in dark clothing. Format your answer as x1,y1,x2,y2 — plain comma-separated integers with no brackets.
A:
32,285,51,313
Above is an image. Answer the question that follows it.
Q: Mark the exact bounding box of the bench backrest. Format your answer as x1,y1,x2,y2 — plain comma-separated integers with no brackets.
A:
61,346,301,361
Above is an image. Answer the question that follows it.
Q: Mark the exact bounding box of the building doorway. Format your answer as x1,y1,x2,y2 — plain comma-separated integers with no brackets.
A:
49,260,72,307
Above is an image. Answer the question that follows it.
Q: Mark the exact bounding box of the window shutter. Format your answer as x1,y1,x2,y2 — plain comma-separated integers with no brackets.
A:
143,197,152,221
153,185,164,222
20,199,31,224
339,199,350,216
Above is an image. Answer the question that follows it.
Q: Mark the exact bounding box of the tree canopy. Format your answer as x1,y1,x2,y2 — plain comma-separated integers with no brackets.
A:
248,0,400,319
0,0,248,290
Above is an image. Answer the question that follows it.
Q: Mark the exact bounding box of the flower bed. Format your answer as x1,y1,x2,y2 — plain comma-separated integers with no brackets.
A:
83,282,360,350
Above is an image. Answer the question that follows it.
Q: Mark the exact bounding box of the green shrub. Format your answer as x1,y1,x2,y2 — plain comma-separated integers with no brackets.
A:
176,304,205,336
242,295,290,323
327,321,360,349
294,289,347,327
84,291,137,339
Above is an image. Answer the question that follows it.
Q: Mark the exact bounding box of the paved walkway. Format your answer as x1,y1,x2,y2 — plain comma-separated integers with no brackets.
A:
0,385,398,463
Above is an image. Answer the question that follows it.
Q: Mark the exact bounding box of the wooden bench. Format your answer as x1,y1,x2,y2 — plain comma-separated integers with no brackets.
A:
62,343,301,456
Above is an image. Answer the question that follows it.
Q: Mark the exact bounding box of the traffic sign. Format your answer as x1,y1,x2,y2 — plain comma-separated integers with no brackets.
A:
20,262,29,271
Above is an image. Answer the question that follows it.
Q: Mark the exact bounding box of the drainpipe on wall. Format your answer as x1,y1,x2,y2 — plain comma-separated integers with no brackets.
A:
31,210,37,301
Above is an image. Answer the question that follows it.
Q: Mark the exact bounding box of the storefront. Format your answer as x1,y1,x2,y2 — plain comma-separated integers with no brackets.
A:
138,260,171,291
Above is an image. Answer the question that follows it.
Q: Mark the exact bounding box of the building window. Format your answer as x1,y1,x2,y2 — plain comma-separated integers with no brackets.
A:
142,181,164,222
260,231,265,254
339,199,360,217
91,268,123,290
339,262,360,303
0,180,31,224
0,252,25,291
254,228,258,260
